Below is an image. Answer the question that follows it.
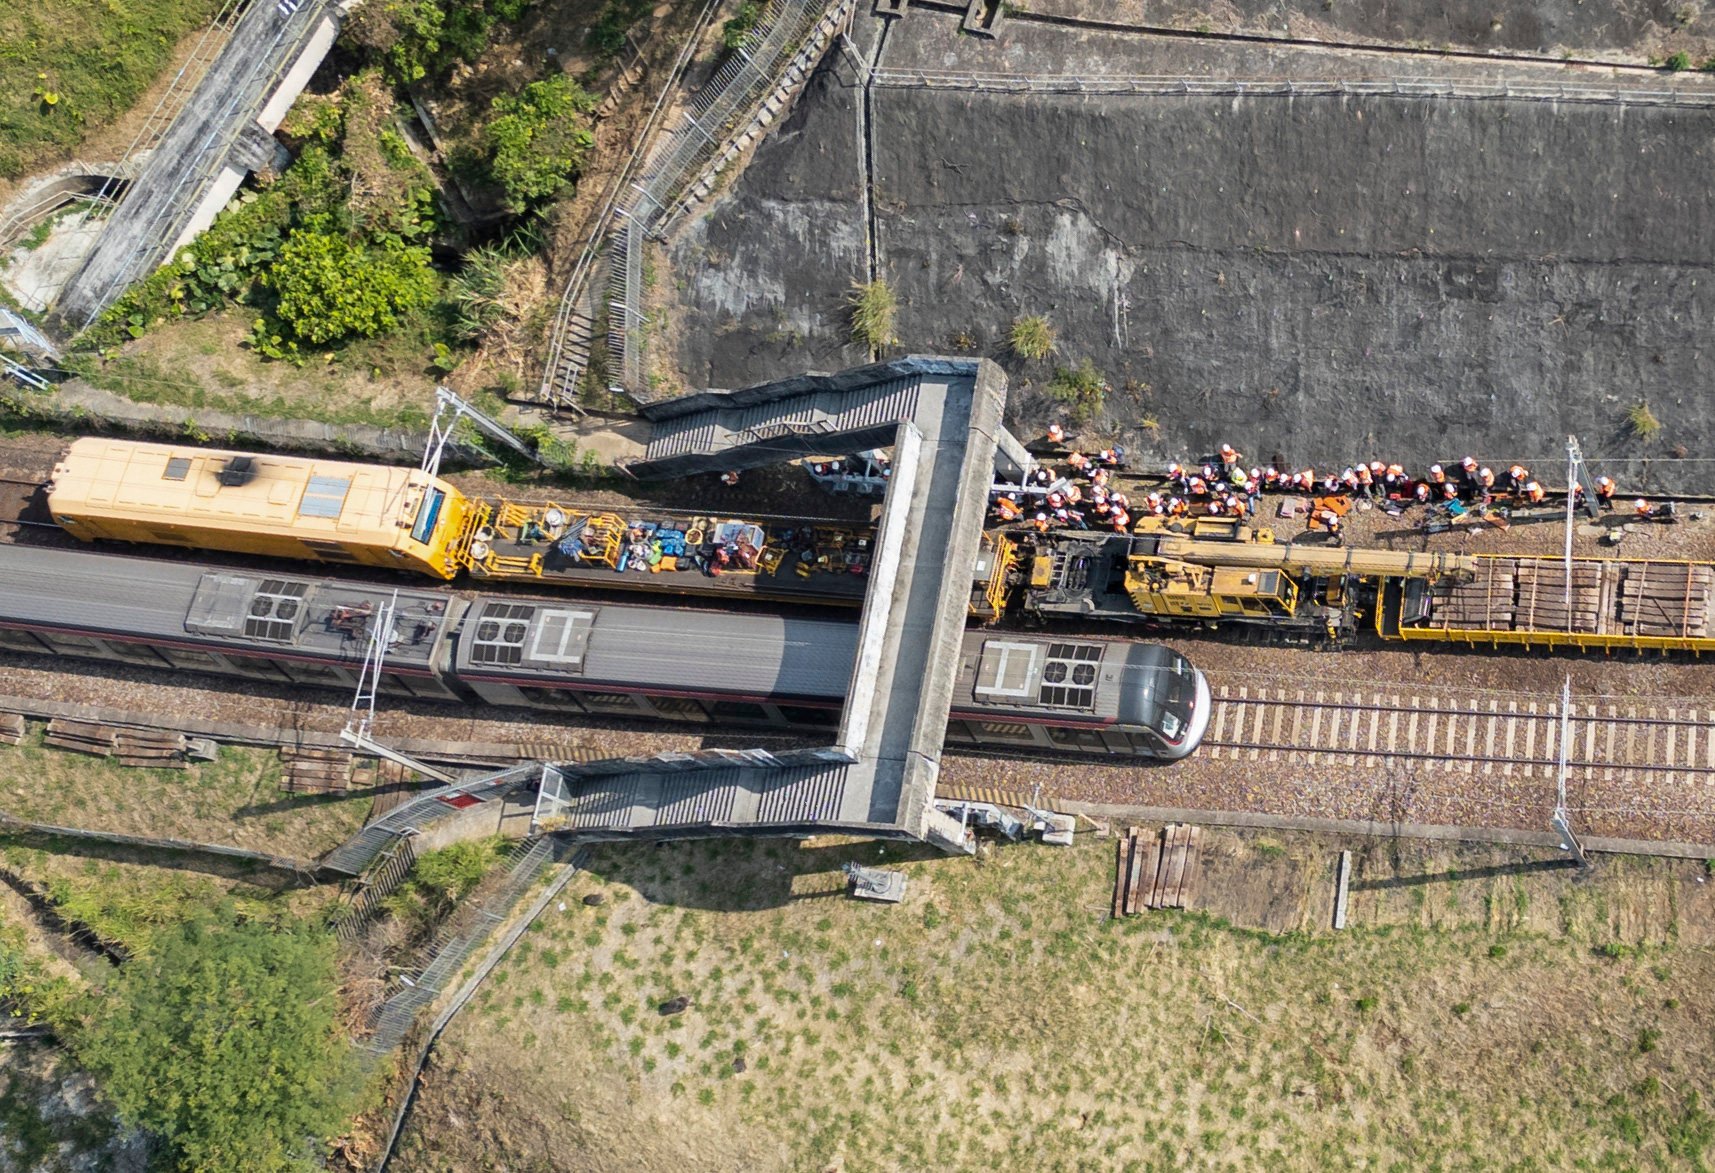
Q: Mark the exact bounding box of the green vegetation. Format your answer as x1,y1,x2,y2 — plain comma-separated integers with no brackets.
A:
721,2,763,52
1664,50,1693,70
91,69,442,356
74,915,367,1173
1008,314,1055,360
1627,400,1663,440
848,279,898,350
341,0,536,84
1047,358,1107,421
268,231,436,344
588,0,653,58
384,838,506,937
0,0,227,178
0,730,372,861
484,76,598,212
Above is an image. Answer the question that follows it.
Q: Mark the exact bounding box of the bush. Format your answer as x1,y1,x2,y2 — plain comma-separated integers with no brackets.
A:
383,838,506,935
267,231,437,344
485,76,598,211
1009,314,1055,360
1047,358,1108,421
74,916,367,1173
587,0,652,57
848,279,898,349
1664,50,1693,70
722,2,762,51
345,0,532,83
1627,401,1662,440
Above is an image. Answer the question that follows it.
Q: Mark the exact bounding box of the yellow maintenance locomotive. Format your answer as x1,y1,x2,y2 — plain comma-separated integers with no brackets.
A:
47,438,473,578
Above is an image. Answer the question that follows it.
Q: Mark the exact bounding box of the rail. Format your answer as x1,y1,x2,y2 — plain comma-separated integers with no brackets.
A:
1203,685,1715,784
864,69,1715,106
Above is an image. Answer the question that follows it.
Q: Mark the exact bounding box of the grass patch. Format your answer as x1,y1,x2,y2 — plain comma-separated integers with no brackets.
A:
1047,358,1108,421
407,838,1715,1171
0,0,227,179
1627,401,1662,441
847,280,897,351
0,726,371,859
1008,314,1055,361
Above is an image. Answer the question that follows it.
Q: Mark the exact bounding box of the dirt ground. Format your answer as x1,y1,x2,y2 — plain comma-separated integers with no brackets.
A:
393,830,1715,1171
97,313,440,429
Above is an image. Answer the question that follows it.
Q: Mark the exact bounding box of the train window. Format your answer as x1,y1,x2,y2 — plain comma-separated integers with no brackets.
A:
44,633,106,652
1046,726,1107,750
942,721,979,744
162,458,191,481
579,691,642,713
103,640,169,667
411,489,446,544
155,647,220,670
646,696,709,721
708,700,769,722
776,705,836,727
970,721,1036,742
282,663,351,685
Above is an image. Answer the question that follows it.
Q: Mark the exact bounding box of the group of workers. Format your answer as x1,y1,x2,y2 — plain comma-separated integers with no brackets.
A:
991,442,1134,531
997,428,1654,535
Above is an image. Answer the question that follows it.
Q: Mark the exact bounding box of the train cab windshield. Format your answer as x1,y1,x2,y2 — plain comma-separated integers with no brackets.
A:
1118,645,1205,748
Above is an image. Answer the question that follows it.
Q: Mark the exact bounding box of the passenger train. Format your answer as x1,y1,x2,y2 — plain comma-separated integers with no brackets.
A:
0,544,1211,762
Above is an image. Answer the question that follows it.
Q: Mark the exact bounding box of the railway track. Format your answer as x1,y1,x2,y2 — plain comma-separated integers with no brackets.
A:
1204,685,1715,782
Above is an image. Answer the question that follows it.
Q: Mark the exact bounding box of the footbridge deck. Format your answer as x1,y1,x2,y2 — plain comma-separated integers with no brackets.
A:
532,357,1017,852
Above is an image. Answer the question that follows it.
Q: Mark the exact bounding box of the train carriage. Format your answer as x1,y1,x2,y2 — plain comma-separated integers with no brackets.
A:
0,544,1209,762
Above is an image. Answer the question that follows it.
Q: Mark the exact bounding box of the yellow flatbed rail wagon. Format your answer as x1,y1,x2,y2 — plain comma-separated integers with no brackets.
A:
48,438,471,578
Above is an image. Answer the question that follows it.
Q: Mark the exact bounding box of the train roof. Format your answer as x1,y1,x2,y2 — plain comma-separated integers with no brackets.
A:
951,636,1194,724
47,438,446,551
453,595,860,700
0,544,447,668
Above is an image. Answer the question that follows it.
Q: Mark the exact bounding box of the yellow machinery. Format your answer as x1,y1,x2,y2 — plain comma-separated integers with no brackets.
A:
47,438,473,578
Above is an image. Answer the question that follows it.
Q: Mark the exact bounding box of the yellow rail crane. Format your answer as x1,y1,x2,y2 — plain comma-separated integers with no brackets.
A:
1022,517,1477,644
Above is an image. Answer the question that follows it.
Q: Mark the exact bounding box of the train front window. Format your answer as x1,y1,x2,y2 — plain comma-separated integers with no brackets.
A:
1124,647,1198,743
411,488,446,544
